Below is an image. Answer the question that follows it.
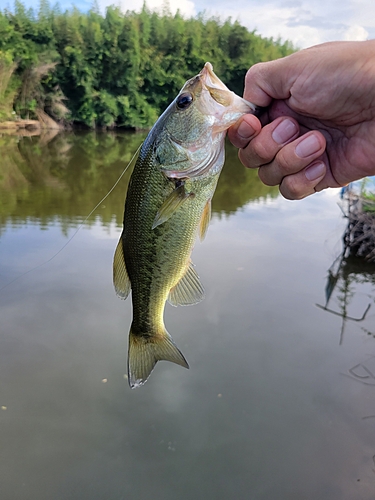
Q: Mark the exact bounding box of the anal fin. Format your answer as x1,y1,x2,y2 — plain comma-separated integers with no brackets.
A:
168,261,204,306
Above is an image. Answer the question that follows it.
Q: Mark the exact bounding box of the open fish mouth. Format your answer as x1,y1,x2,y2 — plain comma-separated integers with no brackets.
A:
200,62,230,92
200,62,257,113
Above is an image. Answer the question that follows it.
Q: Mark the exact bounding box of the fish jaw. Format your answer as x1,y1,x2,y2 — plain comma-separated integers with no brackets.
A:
198,62,257,132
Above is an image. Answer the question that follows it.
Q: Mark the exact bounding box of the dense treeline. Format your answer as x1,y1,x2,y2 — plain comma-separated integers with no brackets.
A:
0,1,294,129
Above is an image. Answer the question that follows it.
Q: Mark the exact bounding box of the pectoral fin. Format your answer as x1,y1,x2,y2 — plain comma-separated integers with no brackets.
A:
199,199,211,241
152,185,192,229
113,235,131,299
168,261,205,306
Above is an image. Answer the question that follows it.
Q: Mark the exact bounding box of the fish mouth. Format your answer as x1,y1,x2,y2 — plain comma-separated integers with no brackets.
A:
181,62,230,97
182,62,256,113
199,62,257,113
200,62,230,92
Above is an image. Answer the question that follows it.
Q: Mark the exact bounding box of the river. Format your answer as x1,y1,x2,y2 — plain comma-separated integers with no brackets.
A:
0,131,375,499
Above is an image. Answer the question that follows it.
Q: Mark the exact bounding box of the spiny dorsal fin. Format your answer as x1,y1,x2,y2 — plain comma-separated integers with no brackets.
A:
113,235,131,299
152,185,193,229
168,261,205,306
199,199,211,241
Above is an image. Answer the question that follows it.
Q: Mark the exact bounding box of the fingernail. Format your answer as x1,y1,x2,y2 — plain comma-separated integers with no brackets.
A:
237,120,255,139
296,135,321,158
305,162,325,181
272,119,298,144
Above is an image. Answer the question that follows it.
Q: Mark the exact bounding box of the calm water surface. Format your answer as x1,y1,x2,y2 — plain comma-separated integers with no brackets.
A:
0,131,375,499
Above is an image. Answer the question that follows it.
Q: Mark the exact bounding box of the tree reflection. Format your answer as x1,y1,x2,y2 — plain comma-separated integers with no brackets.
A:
0,132,279,233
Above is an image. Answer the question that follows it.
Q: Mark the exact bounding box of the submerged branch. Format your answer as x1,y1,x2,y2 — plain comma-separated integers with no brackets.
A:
342,187,375,262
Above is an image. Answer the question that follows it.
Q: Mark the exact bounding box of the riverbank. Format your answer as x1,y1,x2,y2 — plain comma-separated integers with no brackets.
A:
0,119,151,136
0,120,42,137
0,114,64,136
342,179,375,262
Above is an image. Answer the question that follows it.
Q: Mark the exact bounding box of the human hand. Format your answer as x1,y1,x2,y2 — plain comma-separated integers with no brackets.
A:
228,41,375,199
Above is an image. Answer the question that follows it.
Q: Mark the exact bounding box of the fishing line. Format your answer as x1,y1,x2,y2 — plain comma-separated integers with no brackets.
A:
0,143,142,293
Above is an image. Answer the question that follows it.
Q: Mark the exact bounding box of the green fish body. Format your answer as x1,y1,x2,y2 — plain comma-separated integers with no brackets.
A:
113,63,255,388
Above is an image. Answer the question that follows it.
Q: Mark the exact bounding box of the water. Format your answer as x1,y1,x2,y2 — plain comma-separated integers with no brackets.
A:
0,131,375,499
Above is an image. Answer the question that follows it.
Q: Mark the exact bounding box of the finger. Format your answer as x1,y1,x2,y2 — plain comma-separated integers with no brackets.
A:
227,114,261,149
243,59,297,105
257,131,326,186
279,162,327,200
238,117,299,169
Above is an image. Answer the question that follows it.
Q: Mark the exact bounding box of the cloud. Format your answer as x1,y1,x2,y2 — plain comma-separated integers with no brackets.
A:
188,0,374,48
18,0,375,49
341,24,369,41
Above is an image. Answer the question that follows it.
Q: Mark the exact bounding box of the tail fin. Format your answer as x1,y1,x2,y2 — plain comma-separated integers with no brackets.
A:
128,327,189,389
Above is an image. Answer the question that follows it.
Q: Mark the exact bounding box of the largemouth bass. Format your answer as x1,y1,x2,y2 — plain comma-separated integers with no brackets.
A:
113,63,256,388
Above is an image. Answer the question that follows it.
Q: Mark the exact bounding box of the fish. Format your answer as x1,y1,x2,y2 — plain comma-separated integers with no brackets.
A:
113,62,256,388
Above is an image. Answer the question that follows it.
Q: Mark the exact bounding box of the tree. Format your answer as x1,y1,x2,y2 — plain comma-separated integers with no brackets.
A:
0,1,295,128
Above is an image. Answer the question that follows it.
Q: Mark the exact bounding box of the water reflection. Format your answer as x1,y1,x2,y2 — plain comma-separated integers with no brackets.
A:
319,179,375,343
318,242,375,343
0,132,278,233
0,132,145,231
2,132,375,500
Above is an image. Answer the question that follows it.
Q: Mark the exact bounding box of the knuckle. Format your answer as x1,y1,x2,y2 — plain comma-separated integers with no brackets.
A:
238,148,250,167
275,147,297,175
280,175,306,200
228,130,246,149
239,145,262,168
246,62,267,81
238,147,257,169
258,165,278,186
250,139,272,163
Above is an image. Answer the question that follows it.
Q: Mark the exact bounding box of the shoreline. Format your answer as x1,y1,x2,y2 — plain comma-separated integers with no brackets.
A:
0,119,63,137
0,119,149,136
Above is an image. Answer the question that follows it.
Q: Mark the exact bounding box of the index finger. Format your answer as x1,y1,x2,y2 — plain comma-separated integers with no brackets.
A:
244,58,296,105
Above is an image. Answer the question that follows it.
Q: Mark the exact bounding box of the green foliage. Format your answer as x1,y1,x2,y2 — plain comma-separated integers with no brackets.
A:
0,50,18,119
0,1,295,129
359,178,375,212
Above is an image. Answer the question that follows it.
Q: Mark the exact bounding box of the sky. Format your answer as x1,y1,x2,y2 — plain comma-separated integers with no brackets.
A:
7,0,375,49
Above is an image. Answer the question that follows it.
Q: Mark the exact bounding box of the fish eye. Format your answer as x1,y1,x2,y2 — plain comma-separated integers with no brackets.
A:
176,93,193,110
